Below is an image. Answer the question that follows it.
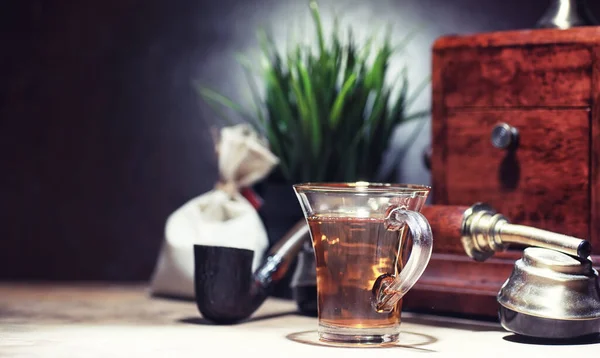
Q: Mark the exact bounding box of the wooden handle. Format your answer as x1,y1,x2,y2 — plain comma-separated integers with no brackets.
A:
421,205,470,254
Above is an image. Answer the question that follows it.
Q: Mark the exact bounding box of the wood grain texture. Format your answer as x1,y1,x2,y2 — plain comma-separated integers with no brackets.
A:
404,253,516,317
434,27,600,50
425,27,600,318
591,46,600,254
444,109,590,239
421,205,469,255
440,45,592,108
404,252,600,317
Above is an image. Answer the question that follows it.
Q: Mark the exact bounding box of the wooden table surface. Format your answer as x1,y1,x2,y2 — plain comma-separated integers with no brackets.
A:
1,283,599,357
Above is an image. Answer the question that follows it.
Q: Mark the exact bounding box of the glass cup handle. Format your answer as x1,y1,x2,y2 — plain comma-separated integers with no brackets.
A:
374,207,433,312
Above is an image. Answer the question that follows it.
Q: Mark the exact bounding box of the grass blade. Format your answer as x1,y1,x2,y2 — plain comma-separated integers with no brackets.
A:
289,64,311,134
195,84,264,131
196,86,248,116
329,72,357,128
297,62,321,157
309,1,325,54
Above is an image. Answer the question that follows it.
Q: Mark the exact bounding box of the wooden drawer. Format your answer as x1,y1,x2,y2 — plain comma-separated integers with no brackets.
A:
440,45,592,108
416,27,600,319
438,109,590,238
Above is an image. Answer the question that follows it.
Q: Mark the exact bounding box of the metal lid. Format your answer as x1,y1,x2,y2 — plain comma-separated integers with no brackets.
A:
498,247,600,321
523,247,592,275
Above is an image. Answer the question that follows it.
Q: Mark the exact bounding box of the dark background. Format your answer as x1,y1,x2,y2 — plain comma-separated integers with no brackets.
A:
2,0,599,281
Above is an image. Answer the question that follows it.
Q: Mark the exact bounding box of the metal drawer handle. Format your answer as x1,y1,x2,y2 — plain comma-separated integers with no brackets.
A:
491,123,519,150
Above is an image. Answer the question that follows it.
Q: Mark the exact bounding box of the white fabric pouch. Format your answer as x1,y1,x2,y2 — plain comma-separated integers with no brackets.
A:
149,124,279,299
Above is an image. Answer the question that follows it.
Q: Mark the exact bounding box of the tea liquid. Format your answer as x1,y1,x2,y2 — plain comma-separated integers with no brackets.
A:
308,214,407,328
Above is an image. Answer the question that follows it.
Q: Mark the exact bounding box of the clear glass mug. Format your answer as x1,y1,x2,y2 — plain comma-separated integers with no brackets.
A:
293,182,433,345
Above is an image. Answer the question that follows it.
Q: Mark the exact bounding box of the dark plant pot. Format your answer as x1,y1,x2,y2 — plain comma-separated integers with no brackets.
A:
291,239,318,316
255,180,305,299
255,177,318,315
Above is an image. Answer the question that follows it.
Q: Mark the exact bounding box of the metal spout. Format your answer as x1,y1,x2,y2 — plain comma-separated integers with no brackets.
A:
193,220,309,324
461,203,592,262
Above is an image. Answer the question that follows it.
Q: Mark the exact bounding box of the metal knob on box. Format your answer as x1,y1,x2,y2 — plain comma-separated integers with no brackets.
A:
491,123,519,150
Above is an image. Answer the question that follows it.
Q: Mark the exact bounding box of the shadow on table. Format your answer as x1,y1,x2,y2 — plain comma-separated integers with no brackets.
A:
286,330,438,352
178,310,300,326
401,313,506,333
503,333,600,346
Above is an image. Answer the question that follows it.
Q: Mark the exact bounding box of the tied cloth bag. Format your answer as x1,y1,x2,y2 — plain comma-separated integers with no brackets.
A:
150,124,279,299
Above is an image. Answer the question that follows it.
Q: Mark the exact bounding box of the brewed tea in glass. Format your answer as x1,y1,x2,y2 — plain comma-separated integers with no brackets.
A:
294,182,433,345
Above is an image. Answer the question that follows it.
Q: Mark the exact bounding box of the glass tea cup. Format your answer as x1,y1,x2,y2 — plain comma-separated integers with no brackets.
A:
293,182,433,345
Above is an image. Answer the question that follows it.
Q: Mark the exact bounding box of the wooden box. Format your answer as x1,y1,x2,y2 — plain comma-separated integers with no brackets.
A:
404,27,600,318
